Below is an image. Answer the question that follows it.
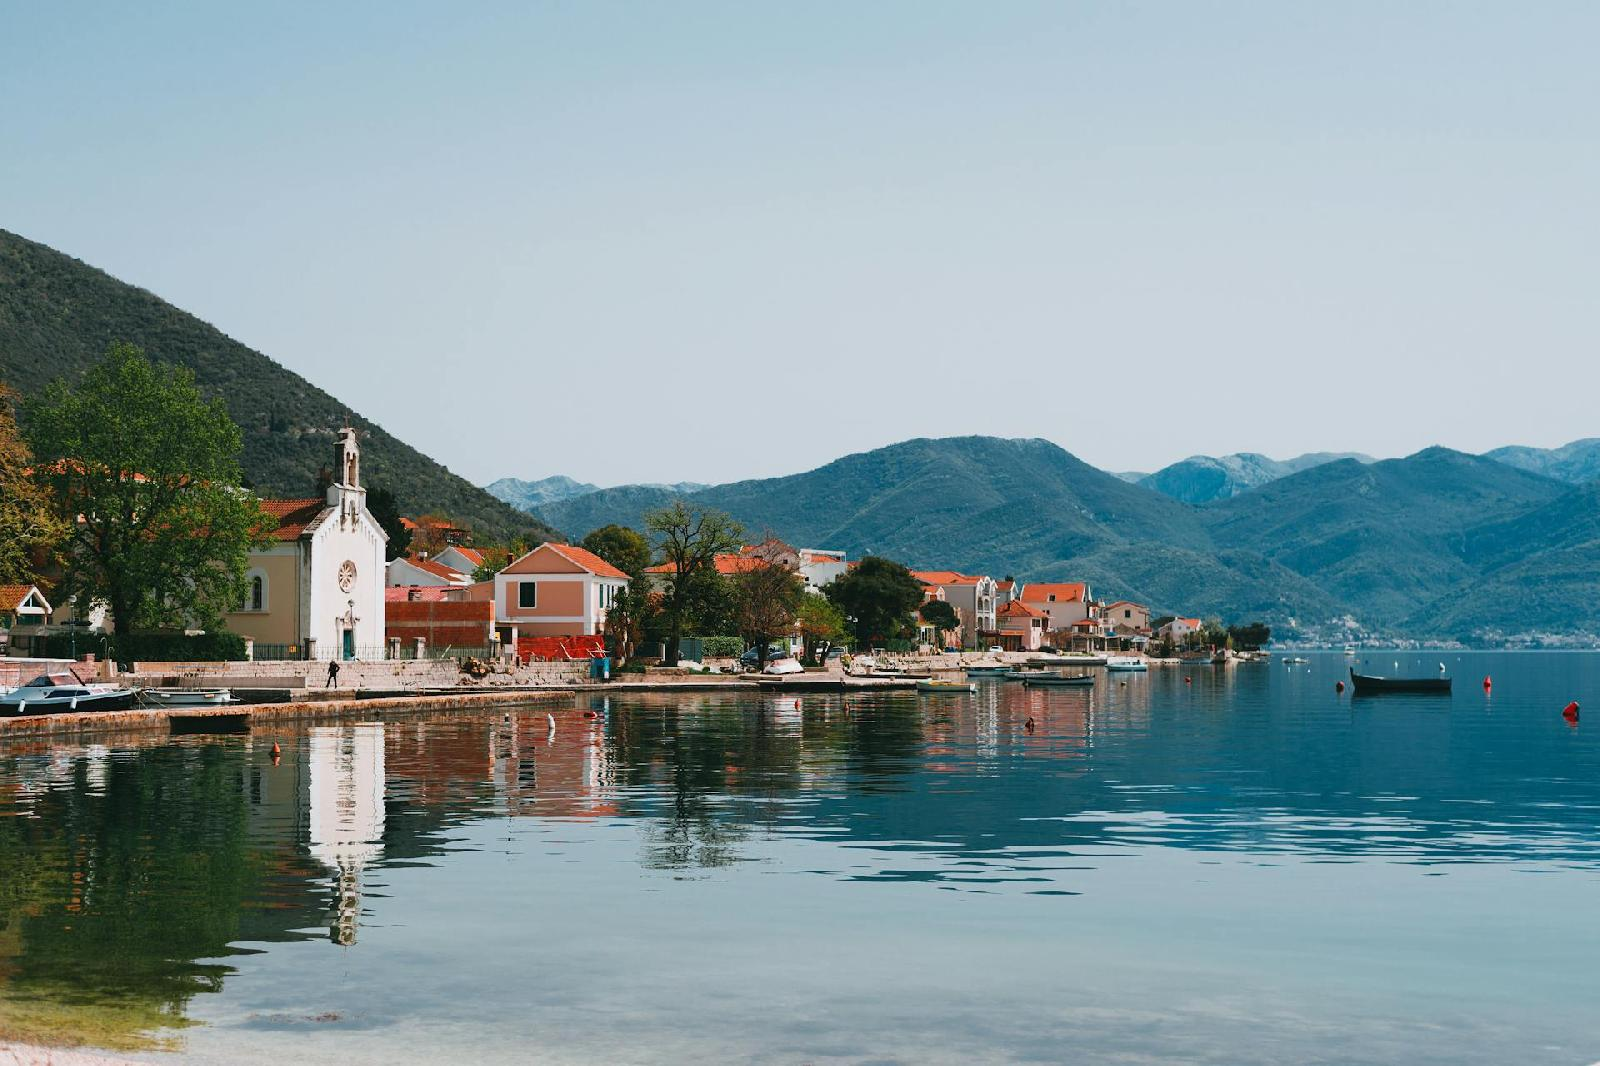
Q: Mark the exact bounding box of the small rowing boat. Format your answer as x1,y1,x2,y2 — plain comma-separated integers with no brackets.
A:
1347,667,1452,695
142,688,238,707
917,679,976,694
1021,673,1096,688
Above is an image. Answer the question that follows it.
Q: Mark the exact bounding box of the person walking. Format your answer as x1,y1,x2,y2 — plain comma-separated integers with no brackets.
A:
326,659,340,689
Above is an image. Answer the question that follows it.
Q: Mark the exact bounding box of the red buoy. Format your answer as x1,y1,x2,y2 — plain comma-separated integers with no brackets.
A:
1336,680,1345,693
271,742,281,756
1184,676,1192,684
582,709,598,719
1483,676,1492,693
1563,701,1580,722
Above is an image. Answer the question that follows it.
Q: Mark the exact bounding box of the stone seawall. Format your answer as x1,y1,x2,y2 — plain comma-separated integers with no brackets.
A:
0,689,573,742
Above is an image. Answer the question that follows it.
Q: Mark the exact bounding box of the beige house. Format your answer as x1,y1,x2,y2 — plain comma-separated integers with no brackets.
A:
225,427,389,660
909,571,997,649
492,543,630,641
1018,582,1093,641
1104,600,1151,635
995,599,1046,652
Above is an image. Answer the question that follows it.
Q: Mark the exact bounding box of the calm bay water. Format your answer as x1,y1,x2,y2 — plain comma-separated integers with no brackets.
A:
3,652,1600,1064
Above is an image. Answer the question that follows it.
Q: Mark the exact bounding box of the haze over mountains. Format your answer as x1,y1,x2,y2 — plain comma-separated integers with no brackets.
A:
492,437,1600,643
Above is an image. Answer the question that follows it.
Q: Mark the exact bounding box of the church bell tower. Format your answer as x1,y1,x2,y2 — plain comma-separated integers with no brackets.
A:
329,425,367,523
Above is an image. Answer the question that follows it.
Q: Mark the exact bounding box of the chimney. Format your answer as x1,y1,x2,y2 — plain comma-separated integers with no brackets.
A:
408,587,421,602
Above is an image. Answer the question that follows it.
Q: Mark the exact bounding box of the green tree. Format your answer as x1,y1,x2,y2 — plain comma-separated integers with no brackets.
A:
471,546,510,582
24,343,271,635
1227,621,1272,650
367,485,411,561
732,564,805,669
645,502,744,665
918,599,960,641
824,556,925,646
582,524,652,579
0,382,65,582
797,594,849,663
604,580,656,662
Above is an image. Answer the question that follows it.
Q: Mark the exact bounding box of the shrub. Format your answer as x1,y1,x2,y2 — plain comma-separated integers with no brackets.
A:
39,630,249,663
698,635,744,658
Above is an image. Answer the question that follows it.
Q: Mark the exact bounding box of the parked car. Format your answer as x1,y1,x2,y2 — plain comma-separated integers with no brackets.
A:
739,643,789,665
1039,644,1058,654
986,646,1004,656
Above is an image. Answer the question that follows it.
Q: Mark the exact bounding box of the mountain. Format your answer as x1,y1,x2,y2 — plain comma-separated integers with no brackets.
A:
0,229,556,543
1201,448,1565,625
484,475,601,512
1482,439,1600,484
537,436,1346,627
1140,451,1374,504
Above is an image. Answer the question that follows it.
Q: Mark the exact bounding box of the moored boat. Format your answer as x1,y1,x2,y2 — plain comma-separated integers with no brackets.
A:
1021,672,1096,687
142,688,238,707
1105,656,1147,672
1347,667,1452,695
1,675,139,716
964,663,1013,677
917,679,976,694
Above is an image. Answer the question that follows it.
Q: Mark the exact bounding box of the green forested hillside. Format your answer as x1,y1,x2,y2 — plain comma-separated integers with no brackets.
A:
0,229,556,543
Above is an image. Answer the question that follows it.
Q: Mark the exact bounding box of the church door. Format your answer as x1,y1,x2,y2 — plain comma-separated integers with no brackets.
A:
342,628,355,660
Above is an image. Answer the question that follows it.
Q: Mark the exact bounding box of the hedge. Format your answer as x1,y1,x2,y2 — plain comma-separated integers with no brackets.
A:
698,636,745,658
39,631,249,663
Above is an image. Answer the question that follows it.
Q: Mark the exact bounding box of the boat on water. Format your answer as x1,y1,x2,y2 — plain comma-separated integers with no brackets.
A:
1105,656,1147,672
1343,645,1357,656
917,679,976,694
1,675,139,716
141,688,238,707
1282,656,1309,664
964,663,1013,677
1348,667,1452,695
1022,672,1096,688
1027,655,1107,668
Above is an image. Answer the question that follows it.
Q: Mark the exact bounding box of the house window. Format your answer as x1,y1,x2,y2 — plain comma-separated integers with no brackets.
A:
519,582,538,609
250,576,264,611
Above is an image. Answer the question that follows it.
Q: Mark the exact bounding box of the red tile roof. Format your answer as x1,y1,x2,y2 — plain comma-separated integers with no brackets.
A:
543,542,630,580
910,570,983,586
450,547,486,566
404,556,470,582
997,600,1044,619
1021,582,1087,604
646,553,770,577
259,498,328,540
1105,600,1145,611
1071,618,1102,628
0,585,44,612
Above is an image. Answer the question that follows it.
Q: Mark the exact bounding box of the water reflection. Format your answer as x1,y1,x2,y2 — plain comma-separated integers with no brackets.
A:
0,653,1598,1057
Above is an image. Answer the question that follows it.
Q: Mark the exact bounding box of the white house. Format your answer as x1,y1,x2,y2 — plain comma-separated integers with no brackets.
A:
386,555,471,587
1158,617,1204,643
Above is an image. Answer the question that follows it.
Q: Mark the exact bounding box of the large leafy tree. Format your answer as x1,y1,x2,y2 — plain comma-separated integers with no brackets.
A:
824,556,925,646
732,564,805,669
24,343,270,635
644,502,744,665
918,599,960,640
582,524,652,579
0,382,64,583
797,594,849,663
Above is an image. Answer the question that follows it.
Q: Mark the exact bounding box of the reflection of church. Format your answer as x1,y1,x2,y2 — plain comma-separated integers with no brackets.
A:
226,426,388,659
308,724,386,945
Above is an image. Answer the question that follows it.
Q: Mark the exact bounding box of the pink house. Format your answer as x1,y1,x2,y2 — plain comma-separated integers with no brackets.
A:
492,543,630,640
996,599,1047,652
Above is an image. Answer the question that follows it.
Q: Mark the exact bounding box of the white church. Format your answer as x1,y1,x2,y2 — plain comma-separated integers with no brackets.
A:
225,426,388,659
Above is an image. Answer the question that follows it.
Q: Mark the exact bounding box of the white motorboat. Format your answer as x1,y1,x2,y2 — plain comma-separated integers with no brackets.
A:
142,688,238,707
1105,656,1148,672
1,674,139,716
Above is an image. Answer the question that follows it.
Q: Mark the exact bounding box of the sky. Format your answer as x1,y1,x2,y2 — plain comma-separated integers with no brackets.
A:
3,2,1598,487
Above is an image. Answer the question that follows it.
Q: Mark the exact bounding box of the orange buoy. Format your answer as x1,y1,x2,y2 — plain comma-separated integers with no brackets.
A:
1563,701,1580,722
1483,676,1492,693
1335,680,1345,693
271,742,281,756
582,710,598,719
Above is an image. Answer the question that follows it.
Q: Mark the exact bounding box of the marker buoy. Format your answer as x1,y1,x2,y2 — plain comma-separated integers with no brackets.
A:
1563,701,1580,722
1184,676,1192,684
1336,680,1345,693
1483,676,1492,693
271,742,281,756
582,709,598,719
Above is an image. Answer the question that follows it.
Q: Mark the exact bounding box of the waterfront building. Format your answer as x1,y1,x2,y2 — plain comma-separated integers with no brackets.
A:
910,571,997,649
492,542,629,642
225,427,388,660
996,599,1047,652
1019,581,1093,644
1158,617,1204,643
1105,600,1151,636
386,554,471,587
0,584,52,656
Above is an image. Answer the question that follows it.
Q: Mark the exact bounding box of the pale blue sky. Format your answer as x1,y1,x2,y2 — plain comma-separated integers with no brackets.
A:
4,3,1597,486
